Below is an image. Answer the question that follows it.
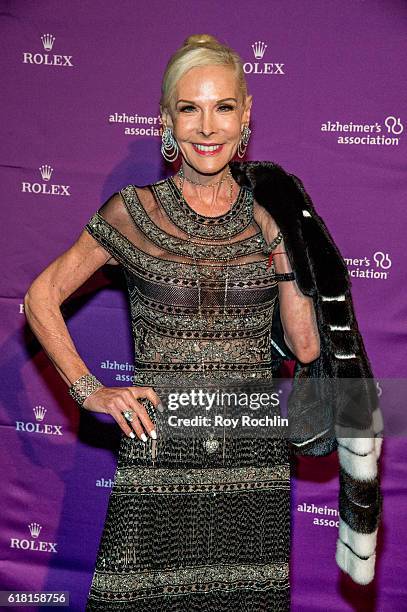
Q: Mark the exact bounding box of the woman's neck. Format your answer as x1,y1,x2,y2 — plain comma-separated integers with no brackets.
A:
179,162,230,187
174,163,237,215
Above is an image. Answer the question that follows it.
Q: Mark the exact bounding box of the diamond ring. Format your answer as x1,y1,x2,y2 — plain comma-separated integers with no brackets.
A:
123,410,134,422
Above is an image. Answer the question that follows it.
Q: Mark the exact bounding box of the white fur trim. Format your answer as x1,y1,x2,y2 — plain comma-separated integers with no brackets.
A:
321,294,346,301
339,518,378,557
334,352,357,359
336,436,375,455
335,406,384,447
351,499,371,508
290,427,331,447
270,339,287,357
329,324,351,330
336,538,376,585
338,441,378,480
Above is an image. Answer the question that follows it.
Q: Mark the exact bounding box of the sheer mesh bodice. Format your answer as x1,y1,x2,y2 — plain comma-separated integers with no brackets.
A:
84,175,290,611
85,176,280,387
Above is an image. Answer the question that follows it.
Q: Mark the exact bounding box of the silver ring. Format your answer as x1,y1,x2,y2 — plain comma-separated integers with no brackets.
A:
123,410,134,422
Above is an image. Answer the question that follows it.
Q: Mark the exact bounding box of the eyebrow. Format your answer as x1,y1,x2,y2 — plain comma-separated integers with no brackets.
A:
176,97,238,105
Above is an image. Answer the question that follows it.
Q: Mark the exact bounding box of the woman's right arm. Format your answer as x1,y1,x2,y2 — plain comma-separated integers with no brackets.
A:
24,228,161,441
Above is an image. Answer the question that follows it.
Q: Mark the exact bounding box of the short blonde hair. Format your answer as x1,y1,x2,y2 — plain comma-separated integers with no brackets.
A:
160,34,249,113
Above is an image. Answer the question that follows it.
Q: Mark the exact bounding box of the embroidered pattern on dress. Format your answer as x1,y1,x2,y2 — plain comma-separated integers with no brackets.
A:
151,177,254,239
92,561,290,594
120,184,265,260
115,464,290,487
85,175,290,610
85,213,274,278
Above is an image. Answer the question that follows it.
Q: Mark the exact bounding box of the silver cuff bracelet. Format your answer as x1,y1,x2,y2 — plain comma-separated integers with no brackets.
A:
68,373,104,407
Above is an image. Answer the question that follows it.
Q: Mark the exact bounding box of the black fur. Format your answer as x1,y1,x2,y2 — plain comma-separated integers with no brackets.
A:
229,160,381,449
230,160,383,556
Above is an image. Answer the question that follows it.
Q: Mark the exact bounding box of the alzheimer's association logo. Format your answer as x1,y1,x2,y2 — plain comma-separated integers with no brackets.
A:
243,40,285,75
345,250,393,280
373,251,392,270
384,116,403,135
23,34,73,67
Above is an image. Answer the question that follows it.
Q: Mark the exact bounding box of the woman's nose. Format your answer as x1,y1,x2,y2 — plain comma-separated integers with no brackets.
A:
199,111,216,136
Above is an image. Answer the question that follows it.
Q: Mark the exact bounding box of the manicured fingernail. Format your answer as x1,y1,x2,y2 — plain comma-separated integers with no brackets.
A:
157,402,164,412
141,433,148,442
150,429,157,439
129,432,135,439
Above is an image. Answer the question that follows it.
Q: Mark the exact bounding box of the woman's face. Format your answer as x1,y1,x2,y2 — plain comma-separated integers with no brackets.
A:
162,64,252,175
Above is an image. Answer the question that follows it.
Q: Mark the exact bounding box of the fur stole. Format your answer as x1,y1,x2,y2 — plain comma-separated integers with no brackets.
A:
230,160,383,586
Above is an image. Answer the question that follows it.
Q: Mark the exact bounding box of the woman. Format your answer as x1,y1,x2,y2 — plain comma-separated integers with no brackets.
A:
24,34,382,610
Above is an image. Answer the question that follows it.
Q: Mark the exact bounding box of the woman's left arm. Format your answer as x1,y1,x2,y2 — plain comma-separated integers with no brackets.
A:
254,203,320,364
272,238,320,364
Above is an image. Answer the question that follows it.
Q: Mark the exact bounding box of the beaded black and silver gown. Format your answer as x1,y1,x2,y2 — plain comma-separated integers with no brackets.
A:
83,175,291,611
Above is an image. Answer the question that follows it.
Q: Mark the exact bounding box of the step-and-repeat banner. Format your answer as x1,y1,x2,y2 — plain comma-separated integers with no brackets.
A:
1,1,406,610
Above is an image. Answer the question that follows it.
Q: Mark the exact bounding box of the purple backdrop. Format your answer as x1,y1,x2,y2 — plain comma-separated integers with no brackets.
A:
1,1,406,610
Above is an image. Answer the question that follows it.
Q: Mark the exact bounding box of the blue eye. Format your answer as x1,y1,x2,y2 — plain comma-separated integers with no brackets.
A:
218,104,235,111
179,105,195,112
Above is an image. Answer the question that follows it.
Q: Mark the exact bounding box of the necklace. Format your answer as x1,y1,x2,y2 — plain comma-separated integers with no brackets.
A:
177,171,237,457
178,166,231,187
177,166,233,217
177,172,237,458
177,170,235,378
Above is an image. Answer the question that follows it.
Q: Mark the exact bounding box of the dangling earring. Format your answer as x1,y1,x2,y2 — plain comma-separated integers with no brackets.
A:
161,126,179,162
237,124,251,158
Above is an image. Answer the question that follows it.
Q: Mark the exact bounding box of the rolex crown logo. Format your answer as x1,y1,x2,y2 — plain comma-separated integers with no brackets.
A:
33,405,47,421
39,165,53,181
28,522,42,538
41,33,55,51
252,41,267,59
